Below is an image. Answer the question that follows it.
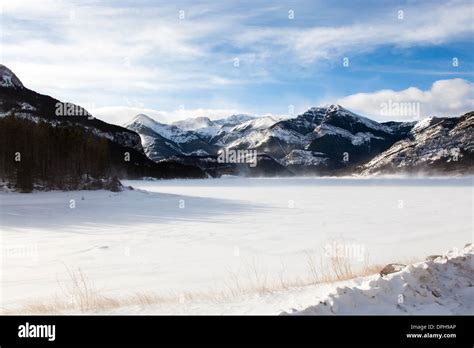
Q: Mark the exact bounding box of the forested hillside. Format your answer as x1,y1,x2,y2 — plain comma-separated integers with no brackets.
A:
0,114,205,192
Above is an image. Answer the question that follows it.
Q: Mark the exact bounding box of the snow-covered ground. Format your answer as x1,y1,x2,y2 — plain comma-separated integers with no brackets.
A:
287,244,474,315
111,243,474,314
0,177,472,314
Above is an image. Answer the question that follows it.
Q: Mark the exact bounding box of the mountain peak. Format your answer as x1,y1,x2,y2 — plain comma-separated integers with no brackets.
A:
215,114,255,127
173,116,214,131
306,104,348,116
130,113,159,125
0,65,24,89
326,104,345,112
134,113,154,121
307,104,393,134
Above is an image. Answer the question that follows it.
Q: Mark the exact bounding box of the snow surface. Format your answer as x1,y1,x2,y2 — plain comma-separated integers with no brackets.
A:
112,244,474,315
286,244,474,315
0,177,472,314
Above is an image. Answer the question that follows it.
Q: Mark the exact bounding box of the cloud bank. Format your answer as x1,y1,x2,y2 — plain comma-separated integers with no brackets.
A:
337,79,474,121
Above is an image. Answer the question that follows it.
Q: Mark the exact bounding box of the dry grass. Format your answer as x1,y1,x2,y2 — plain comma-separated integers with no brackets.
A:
2,246,414,314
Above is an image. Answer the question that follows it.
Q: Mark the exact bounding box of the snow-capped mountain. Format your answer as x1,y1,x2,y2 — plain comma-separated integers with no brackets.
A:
173,114,255,131
303,104,415,169
360,112,474,175
0,65,24,89
174,114,259,141
125,105,422,174
212,115,285,150
173,116,216,131
124,113,280,160
214,114,256,127
124,114,217,157
125,104,473,176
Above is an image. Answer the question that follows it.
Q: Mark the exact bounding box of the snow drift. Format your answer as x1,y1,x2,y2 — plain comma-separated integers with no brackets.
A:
286,244,474,315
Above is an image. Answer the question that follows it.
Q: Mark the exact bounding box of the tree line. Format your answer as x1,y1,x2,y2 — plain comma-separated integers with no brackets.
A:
0,114,115,192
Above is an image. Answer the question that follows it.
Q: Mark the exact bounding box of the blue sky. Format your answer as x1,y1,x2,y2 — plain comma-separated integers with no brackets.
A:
1,0,473,124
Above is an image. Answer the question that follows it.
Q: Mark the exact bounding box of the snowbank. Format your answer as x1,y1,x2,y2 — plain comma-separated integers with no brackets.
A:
285,244,474,315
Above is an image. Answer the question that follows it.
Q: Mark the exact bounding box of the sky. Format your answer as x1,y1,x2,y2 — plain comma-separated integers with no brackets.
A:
0,0,473,125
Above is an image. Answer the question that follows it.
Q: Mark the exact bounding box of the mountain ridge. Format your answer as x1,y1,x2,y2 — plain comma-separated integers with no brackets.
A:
1,64,472,183
124,105,473,176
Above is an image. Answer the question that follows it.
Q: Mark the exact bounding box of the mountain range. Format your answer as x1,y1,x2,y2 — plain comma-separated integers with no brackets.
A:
123,104,473,177
0,63,472,192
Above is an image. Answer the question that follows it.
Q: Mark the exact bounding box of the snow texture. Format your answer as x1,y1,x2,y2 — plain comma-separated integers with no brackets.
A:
286,244,474,315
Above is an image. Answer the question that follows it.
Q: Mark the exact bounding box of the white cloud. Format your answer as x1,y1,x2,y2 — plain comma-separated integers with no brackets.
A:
0,0,236,96
234,1,473,63
336,79,474,121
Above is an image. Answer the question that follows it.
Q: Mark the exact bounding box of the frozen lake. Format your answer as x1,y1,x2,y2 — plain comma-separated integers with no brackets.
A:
0,177,472,310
